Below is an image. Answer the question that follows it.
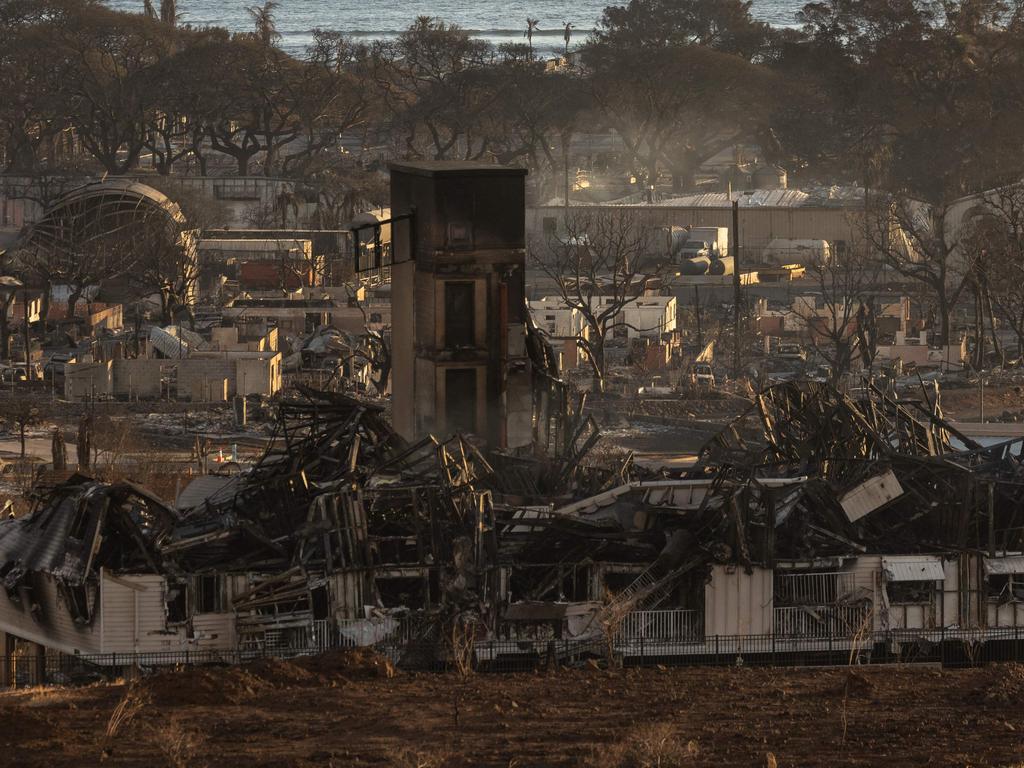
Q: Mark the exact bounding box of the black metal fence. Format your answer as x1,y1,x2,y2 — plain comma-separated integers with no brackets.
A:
3,627,1024,689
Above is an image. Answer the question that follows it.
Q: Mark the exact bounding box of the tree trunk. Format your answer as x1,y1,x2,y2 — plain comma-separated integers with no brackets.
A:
237,154,250,176
647,148,658,203
38,285,51,332
264,144,277,177
831,341,851,386
195,148,208,177
936,289,951,348
983,282,1002,365
66,287,82,323
160,288,173,326
588,336,606,392
670,149,698,193
0,294,12,361
4,131,39,174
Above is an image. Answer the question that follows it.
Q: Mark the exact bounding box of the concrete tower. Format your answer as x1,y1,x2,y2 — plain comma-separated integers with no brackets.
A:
389,161,532,448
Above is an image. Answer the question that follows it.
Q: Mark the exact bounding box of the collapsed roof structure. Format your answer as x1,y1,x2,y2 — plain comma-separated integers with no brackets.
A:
3,380,1024,667
696,380,1024,559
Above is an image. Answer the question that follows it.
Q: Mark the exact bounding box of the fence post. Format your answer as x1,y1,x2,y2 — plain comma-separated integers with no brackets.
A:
714,635,720,664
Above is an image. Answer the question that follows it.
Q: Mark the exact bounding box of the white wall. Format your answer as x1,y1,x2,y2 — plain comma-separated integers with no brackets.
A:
704,565,773,636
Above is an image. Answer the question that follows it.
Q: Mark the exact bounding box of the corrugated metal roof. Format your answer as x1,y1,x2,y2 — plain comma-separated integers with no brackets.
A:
984,556,1024,575
550,185,866,210
882,556,945,582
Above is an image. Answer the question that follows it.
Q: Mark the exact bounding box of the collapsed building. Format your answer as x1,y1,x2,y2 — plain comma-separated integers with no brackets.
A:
4,162,1024,675
0,384,605,660
4,380,1024,670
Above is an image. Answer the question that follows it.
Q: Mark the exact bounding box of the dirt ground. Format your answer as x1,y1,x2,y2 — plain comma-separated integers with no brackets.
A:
938,383,1024,422
3,653,1024,768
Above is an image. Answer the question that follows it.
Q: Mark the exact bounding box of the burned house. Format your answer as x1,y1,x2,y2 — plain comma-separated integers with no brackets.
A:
0,386,605,660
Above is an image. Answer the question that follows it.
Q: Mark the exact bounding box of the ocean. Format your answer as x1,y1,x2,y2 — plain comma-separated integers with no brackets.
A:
105,0,806,54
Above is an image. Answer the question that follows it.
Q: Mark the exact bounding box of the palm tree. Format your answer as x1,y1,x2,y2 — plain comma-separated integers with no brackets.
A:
563,22,573,54
247,1,280,46
524,18,540,57
142,0,156,19
159,0,178,25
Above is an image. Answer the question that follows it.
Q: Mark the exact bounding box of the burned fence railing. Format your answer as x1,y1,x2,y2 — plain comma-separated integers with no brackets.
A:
773,605,872,638
8,626,1024,689
617,609,704,642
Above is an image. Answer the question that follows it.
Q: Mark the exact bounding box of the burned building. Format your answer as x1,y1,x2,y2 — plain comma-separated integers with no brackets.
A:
389,162,533,448
5,163,1024,678
22,179,199,313
5,380,1024,673
0,386,603,661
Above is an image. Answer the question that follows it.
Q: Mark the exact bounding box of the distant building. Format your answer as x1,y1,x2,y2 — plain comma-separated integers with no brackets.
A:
63,325,282,401
529,188,866,263
529,294,676,341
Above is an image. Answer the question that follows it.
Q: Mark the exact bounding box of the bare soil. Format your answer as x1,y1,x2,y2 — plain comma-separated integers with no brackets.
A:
3,655,1024,767
939,384,1024,422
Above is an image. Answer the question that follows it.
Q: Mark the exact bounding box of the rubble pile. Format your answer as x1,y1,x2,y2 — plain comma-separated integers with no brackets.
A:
3,380,1024,665
695,381,1024,558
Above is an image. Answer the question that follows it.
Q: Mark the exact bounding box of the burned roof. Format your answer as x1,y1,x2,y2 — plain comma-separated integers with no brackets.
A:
0,474,178,600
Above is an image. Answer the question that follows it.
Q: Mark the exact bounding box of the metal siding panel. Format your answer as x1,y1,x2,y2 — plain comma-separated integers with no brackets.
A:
100,576,137,652
882,557,945,582
942,559,960,628
0,575,102,655
848,557,883,629
705,565,772,636
192,613,235,649
130,576,187,653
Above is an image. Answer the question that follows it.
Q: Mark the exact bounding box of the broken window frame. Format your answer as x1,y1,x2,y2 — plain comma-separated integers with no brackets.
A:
192,574,226,614
443,280,477,348
165,579,188,625
886,579,936,606
987,573,1024,603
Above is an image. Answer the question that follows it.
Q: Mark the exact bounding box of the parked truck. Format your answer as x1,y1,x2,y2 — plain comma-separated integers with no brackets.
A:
678,227,729,260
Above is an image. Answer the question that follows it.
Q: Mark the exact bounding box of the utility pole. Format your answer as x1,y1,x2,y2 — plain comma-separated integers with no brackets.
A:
563,132,571,218
22,289,30,382
694,285,703,350
732,198,741,378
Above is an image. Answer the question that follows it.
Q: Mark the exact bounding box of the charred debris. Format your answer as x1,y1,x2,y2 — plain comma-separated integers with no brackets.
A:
2,380,1024,653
